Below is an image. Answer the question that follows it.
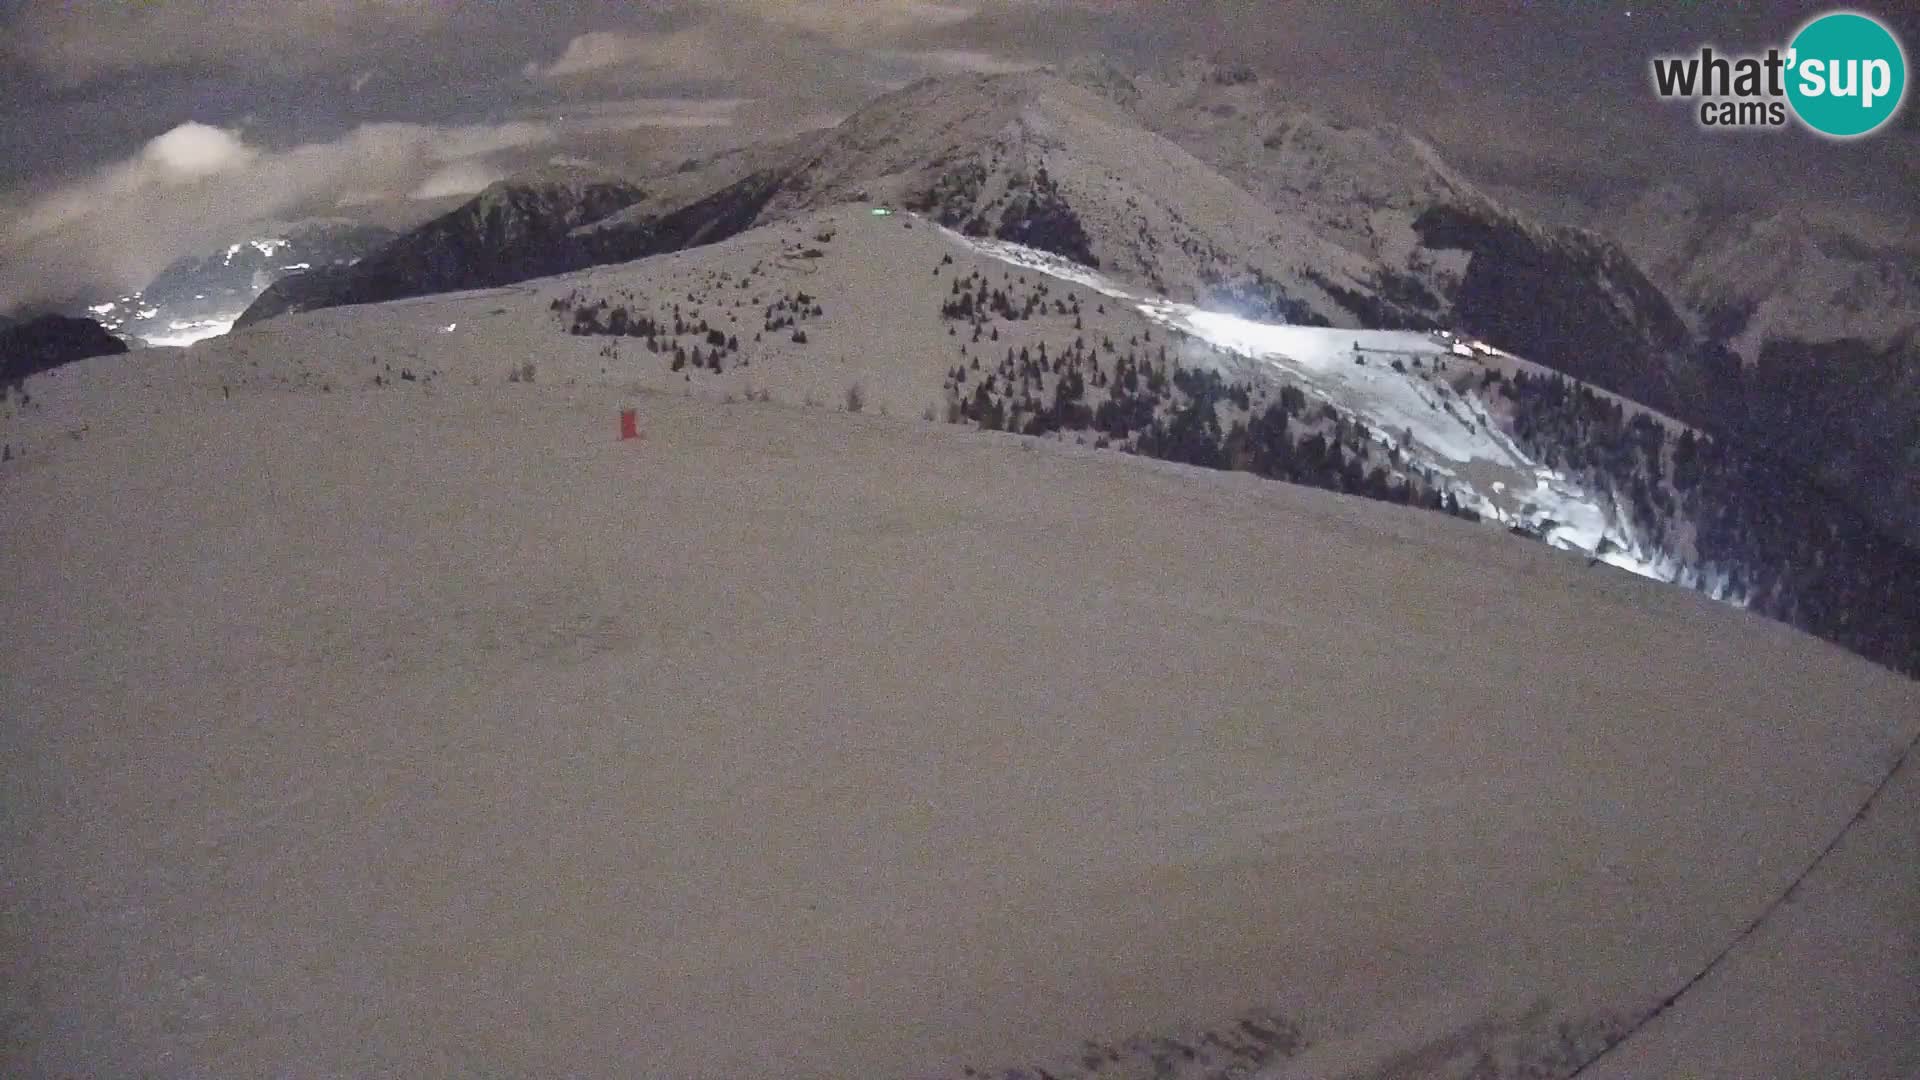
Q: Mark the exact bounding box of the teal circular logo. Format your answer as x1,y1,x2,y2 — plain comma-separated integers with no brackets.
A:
1786,12,1907,137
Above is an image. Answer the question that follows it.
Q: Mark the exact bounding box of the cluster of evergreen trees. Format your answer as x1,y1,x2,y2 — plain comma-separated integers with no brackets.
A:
940,266,1097,326
763,291,822,340
993,166,1098,269
906,161,1096,269
935,285,1478,523
909,162,988,230
553,280,834,378
1494,368,1920,676
552,292,749,375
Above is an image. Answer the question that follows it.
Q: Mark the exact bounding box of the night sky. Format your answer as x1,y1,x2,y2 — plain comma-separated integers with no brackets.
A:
3,0,1915,305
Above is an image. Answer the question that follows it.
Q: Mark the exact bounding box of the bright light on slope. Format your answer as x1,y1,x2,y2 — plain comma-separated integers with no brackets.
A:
141,317,235,348
943,226,1744,604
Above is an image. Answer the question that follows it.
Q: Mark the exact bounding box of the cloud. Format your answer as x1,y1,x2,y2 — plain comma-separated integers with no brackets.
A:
521,3,1006,87
423,122,553,162
5,0,455,85
4,0,994,87
140,123,259,181
523,25,732,82
880,48,1044,75
410,161,506,200
0,118,561,303
726,0,979,42
538,97,751,131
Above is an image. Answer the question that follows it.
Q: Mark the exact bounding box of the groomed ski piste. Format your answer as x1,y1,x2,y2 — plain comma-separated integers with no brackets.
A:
946,226,1745,605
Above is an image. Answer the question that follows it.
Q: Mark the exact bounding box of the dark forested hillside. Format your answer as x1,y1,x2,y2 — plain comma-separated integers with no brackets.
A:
1,315,127,385
1491,368,1920,677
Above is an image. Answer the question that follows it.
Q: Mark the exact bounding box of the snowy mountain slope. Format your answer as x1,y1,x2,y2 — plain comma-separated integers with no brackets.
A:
39,204,1911,674
219,69,1748,540
5,210,1918,1078
1064,61,1719,442
170,65,1917,561
948,230,1737,596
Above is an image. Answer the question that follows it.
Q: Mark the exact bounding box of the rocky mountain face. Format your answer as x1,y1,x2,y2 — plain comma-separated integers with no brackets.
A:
242,73,1429,333
1584,184,1920,546
1,315,127,384
698,70,1393,321
1410,202,1705,414
1600,184,1920,354
237,68,1677,355
85,220,396,346
1060,58,1475,315
238,168,647,327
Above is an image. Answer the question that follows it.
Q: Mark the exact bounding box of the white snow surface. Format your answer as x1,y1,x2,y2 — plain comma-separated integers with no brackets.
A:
222,237,291,264
143,317,235,349
946,228,1741,602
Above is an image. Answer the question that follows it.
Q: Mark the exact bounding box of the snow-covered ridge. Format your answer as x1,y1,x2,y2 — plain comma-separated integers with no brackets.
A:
948,228,1741,602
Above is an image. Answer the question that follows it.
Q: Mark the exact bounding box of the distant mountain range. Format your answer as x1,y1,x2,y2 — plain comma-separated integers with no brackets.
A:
219,64,1913,551
240,69,1697,399
10,59,1896,671
76,219,396,347
1591,184,1920,547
